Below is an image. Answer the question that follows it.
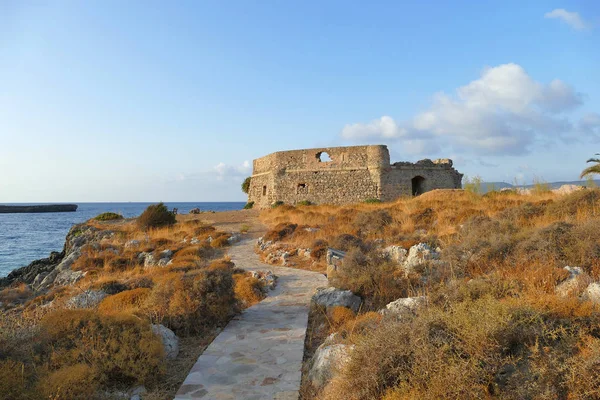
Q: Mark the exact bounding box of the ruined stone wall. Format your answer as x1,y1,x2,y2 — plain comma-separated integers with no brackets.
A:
248,145,387,207
247,145,462,208
380,159,463,201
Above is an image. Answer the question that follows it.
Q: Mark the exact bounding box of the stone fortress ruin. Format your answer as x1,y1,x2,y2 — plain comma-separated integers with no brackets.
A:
247,145,463,209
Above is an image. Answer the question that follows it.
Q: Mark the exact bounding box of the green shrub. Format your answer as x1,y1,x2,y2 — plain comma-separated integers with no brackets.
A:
241,177,251,194
94,212,124,221
137,202,176,230
271,201,284,208
297,200,314,206
243,201,254,209
363,198,381,204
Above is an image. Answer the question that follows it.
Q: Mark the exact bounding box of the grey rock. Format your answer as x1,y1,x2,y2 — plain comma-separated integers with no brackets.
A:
383,296,426,316
160,249,173,259
66,290,107,309
190,237,200,245
382,245,407,264
403,243,439,273
152,324,179,359
308,344,353,389
129,385,147,400
583,282,600,304
312,287,361,312
125,240,140,248
556,266,591,297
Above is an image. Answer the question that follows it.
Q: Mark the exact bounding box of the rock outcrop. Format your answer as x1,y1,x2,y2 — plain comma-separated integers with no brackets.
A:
0,223,114,290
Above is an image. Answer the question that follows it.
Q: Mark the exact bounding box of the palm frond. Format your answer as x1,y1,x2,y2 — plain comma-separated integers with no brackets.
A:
580,164,600,178
586,158,600,163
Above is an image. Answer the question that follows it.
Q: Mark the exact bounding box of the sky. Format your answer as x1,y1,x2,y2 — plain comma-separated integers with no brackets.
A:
1,1,599,202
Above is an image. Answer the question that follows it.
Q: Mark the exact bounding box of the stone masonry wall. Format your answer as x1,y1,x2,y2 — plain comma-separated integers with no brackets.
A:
247,145,462,208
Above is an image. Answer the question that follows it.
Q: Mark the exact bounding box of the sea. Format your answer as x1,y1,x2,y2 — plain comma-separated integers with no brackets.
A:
0,202,245,278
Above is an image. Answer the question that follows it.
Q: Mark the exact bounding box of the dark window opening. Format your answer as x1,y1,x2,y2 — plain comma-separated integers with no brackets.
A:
316,151,332,162
262,186,267,196
297,183,308,194
411,176,426,196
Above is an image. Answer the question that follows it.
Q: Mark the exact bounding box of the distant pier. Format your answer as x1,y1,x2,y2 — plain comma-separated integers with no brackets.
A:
0,204,78,213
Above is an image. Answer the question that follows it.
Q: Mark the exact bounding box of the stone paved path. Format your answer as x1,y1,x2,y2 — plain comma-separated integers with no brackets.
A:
175,239,327,400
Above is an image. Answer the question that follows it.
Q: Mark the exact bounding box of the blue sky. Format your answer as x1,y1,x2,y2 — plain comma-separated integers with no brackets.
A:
1,1,599,201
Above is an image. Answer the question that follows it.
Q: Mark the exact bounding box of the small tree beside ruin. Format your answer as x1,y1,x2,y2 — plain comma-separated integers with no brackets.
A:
241,177,251,194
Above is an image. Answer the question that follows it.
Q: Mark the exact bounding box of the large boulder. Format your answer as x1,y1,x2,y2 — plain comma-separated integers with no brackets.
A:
308,344,354,389
151,324,179,359
312,287,361,312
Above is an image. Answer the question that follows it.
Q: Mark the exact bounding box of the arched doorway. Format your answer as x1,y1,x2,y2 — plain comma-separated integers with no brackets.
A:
412,176,426,196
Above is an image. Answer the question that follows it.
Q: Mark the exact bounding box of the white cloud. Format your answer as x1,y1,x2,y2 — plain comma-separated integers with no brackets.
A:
341,116,407,140
340,63,584,155
544,9,590,31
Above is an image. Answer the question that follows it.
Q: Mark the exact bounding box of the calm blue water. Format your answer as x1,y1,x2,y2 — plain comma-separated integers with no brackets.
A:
0,202,245,277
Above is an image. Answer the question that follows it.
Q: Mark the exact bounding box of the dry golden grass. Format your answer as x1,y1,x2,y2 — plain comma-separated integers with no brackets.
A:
262,189,600,399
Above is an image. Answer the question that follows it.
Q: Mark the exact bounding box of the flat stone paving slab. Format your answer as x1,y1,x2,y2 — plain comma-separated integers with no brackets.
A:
175,240,327,400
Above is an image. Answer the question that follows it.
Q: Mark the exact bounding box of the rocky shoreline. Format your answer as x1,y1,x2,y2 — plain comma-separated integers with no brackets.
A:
0,223,110,290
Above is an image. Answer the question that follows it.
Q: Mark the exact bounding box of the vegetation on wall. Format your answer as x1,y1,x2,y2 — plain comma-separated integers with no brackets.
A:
241,177,251,194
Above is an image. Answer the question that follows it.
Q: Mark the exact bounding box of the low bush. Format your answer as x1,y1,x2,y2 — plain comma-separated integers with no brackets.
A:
0,359,31,400
233,274,264,306
325,295,600,400
94,212,124,221
145,269,237,335
138,202,176,230
330,234,363,252
263,223,297,242
310,239,329,260
39,309,164,387
98,288,151,315
298,200,314,206
354,209,392,234
243,201,254,209
271,201,285,208
210,235,230,248
38,363,98,399
363,198,381,204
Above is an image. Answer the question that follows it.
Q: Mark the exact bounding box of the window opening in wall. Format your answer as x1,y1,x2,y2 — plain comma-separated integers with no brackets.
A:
262,186,267,196
411,176,426,196
316,151,332,162
297,183,308,194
